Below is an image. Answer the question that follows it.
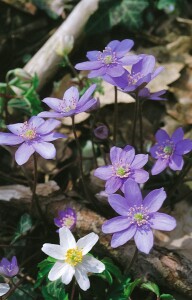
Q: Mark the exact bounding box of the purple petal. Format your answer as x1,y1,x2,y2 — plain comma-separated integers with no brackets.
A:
149,90,166,101
110,146,123,164
94,166,113,180
140,55,156,75
136,74,152,88
131,169,149,184
111,225,137,248
103,72,128,88
106,65,125,77
150,144,159,159
152,66,164,79
28,116,44,128
169,154,184,171
64,86,79,105
108,194,130,216
38,111,62,118
124,179,142,206
131,154,148,169
102,216,131,233
155,129,170,143
115,39,134,57
107,40,119,51
150,212,176,231
33,142,56,159
88,67,107,78
151,159,168,175
143,188,166,212
119,55,139,65
105,177,122,194
120,146,135,165
134,228,154,254
175,139,192,155
79,84,96,106
41,132,66,142
86,51,99,61
15,143,35,165
0,133,23,145
42,98,63,111
7,123,23,135
77,98,97,113
37,119,61,134
171,127,184,143
75,61,102,70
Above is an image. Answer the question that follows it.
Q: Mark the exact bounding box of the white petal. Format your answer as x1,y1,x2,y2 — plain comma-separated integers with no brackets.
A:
0,283,10,296
75,266,90,291
48,262,69,281
76,233,99,255
61,264,75,284
59,227,76,249
82,255,105,273
41,243,65,260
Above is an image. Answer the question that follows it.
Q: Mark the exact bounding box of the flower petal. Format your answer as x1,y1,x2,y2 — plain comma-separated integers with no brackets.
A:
15,143,35,165
7,123,24,135
131,169,149,184
115,39,134,57
94,166,113,180
120,146,135,164
88,67,107,78
102,216,131,234
41,243,65,260
155,129,170,143
79,84,96,106
75,61,102,71
0,133,23,145
131,154,148,169
150,212,176,231
106,65,125,77
105,176,122,194
61,264,75,284
150,145,159,159
48,262,70,281
171,127,184,143
134,228,154,254
119,55,139,65
124,179,142,206
111,225,137,248
42,98,63,111
107,40,119,51
175,139,192,155
110,146,123,164
86,51,99,61
59,227,76,249
41,132,66,142
77,98,97,113
152,66,164,79
151,159,168,175
108,194,130,216
76,232,98,255
82,255,105,273
63,86,79,104
169,154,184,171
143,188,166,212
0,283,10,296
38,111,62,118
28,116,44,128
37,119,61,134
75,266,90,291
32,142,56,159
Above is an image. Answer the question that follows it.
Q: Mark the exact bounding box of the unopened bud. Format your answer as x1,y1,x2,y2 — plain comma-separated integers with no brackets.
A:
94,124,109,140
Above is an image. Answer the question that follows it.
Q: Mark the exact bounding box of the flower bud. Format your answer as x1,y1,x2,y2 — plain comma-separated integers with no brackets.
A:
94,124,109,140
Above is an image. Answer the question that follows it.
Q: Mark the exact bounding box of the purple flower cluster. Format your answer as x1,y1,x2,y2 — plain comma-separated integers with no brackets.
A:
54,208,77,231
102,179,176,254
150,127,192,175
0,256,19,277
94,145,149,194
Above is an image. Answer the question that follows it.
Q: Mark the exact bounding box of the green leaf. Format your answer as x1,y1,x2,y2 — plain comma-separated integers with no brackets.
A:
41,280,68,300
124,278,142,297
160,294,176,300
35,257,57,288
12,213,33,243
141,281,160,297
157,0,176,10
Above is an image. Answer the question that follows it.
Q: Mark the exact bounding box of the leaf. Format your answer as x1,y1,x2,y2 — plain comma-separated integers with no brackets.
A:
157,0,176,10
41,280,68,300
35,257,57,288
141,282,160,297
160,294,176,299
12,213,33,243
124,278,142,297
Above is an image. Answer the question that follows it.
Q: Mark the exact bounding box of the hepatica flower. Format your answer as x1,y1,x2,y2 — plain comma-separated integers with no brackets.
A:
94,145,149,194
42,227,105,291
102,179,176,254
0,256,19,277
38,84,97,118
138,87,166,101
0,116,65,165
54,208,77,231
150,127,192,175
75,39,139,79
0,283,10,297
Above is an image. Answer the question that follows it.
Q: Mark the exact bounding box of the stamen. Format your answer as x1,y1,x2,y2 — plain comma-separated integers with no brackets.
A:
65,248,83,266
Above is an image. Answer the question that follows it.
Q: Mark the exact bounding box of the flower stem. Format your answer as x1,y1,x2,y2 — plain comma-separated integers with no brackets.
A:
70,280,76,300
138,99,143,152
113,86,118,145
131,91,139,148
71,116,91,202
125,248,138,275
90,114,98,168
11,279,35,299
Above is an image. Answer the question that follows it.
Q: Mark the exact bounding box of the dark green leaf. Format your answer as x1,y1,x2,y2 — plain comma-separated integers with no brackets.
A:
141,282,160,297
160,294,176,300
12,213,33,243
124,278,142,297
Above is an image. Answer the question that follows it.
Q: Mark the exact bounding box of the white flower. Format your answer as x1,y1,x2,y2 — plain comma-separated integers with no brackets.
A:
41,227,105,291
0,283,10,296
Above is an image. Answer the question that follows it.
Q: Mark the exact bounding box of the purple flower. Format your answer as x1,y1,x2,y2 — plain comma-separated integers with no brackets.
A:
102,179,176,254
54,208,77,231
38,85,97,118
94,125,109,140
0,256,19,277
75,39,139,79
0,116,65,165
150,127,192,175
94,145,149,194
112,55,164,92
138,88,166,101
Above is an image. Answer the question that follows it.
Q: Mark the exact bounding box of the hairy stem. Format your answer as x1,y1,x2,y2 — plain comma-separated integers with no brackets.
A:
139,98,143,152
131,91,139,147
113,86,118,145
70,280,76,300
125,248,138,275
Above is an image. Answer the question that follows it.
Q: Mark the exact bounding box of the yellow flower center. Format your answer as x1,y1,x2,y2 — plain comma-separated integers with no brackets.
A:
65,248,83,266
134,213,144,221
24,129,36,140
116,167,126,177
104,55,113,64
63,216,74,228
